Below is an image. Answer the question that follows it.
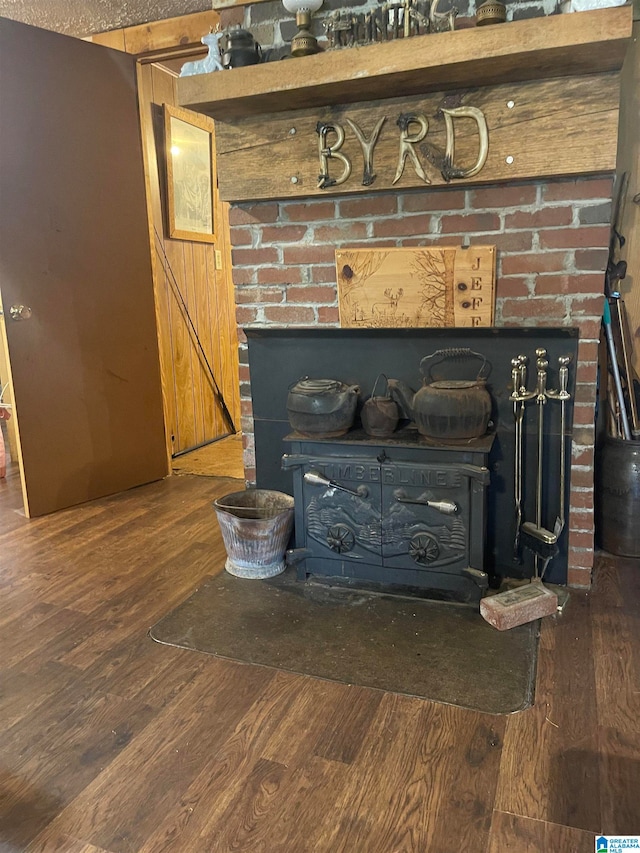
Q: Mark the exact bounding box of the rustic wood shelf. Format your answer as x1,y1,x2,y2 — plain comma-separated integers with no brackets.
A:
177,5,632,119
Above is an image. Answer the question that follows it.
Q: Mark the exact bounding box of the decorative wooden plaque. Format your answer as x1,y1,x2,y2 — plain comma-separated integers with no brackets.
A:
336,246,496,328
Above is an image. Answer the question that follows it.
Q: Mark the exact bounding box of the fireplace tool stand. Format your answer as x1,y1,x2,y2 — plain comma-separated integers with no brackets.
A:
481,349,572,630
512,348,572,580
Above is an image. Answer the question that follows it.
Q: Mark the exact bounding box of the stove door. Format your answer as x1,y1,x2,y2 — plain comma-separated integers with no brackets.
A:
300,456,383,565
381,462,480,574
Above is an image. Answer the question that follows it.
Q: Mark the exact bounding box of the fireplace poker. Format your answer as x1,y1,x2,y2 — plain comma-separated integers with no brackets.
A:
510,355,533,561
511,357,523,559
547,355,572,540
520,350,558,580
555,355,570,539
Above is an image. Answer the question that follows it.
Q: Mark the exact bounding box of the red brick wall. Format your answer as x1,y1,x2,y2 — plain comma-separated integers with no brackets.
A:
229,175,614,587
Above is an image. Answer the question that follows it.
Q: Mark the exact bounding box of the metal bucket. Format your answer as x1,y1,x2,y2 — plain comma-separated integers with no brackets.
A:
213,489,295,578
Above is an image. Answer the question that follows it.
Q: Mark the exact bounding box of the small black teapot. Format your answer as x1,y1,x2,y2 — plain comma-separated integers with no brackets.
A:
221,27,262,69
361,374,399,438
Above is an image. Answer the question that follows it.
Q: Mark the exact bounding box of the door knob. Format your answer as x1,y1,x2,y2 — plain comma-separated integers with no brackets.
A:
9,305,32,321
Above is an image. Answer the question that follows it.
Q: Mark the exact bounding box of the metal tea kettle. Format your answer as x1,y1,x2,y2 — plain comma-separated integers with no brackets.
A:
286,377,359,437
388,348,493,440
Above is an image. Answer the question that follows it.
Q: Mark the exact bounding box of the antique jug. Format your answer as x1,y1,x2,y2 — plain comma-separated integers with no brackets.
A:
221,27,262,69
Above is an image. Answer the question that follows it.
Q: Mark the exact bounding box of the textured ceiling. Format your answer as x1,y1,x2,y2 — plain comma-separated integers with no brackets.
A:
0,0,213,38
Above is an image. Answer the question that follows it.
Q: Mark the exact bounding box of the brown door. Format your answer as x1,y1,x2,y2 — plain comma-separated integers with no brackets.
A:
0,17,168,517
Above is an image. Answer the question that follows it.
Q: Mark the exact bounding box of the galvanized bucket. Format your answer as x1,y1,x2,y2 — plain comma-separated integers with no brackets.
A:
213,489,295,579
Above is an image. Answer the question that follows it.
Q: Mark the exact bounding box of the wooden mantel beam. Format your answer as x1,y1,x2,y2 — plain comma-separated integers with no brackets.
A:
213,73,622,201
178,5,633,120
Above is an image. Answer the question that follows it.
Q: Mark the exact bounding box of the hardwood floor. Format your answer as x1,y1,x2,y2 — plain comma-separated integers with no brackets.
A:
0,461,638,852
171,435,244,480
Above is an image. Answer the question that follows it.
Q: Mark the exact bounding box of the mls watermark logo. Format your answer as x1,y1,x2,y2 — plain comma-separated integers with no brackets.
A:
596,837,640,852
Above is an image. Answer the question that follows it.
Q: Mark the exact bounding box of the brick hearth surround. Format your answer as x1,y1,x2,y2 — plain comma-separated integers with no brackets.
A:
229,175,614,587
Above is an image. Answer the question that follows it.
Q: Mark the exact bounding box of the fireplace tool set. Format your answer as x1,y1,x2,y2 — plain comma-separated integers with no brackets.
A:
480,348,572,630
510,348,571,581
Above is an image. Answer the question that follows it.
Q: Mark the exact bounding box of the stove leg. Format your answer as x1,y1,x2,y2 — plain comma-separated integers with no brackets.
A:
286,547,312,581
463,566,489,590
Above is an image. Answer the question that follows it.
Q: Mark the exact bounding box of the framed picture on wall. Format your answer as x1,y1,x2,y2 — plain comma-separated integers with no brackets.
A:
163,104,216,243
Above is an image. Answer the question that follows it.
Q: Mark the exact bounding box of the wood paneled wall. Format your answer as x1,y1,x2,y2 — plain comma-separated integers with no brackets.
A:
138,64,240,455
91,15,241,458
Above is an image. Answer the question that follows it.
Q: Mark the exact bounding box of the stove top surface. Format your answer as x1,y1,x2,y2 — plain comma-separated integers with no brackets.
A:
284,426,496,453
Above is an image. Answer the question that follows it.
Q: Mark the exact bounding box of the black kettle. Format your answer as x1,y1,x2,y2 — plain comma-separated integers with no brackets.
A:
221,28,262,69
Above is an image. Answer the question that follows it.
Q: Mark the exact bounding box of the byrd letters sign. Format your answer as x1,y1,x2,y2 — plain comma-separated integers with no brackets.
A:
316,106,488,190
213,74,619,202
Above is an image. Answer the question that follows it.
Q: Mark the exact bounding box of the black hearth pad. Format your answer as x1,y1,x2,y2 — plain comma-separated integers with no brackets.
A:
149,568,538,714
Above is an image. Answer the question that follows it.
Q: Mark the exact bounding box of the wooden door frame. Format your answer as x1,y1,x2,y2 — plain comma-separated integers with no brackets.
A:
0,291,22,474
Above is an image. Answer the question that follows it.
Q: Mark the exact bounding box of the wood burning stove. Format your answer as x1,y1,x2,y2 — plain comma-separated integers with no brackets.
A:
283,428,494,603
247,327,578,587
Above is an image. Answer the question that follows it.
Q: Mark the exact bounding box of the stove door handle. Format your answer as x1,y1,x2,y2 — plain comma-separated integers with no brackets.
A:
394,490,458,515
304,470,368,498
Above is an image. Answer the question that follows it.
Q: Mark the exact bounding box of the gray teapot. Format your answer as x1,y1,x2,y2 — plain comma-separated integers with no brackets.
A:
388,348,492,440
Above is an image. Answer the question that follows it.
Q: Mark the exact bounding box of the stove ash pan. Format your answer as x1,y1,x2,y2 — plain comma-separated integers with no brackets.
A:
283,440,492,603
